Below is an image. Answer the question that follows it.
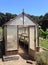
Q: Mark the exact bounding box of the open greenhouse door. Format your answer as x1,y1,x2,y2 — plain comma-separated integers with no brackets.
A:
6,25,18,55
29,26,36,57
18,26,29,54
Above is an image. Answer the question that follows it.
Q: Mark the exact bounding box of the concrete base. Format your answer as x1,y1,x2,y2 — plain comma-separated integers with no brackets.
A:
3,55,19,61
5,50,18,56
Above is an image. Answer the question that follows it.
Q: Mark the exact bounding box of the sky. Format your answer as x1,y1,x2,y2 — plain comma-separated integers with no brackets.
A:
0,0,48,16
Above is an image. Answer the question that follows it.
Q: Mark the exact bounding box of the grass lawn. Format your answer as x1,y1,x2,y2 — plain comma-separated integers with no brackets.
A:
39,37,48,49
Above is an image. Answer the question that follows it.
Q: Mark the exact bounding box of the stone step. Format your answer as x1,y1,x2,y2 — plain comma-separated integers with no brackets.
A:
3,55,19,61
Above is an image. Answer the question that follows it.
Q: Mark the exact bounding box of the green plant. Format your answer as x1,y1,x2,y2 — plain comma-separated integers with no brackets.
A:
39,38,48,49
46,29,48,39
46,35,48,39
35,51,48,65
39,28,48,39
39,29,46,38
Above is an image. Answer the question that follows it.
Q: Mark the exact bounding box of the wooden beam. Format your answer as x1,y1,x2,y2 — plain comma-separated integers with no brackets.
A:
34,26,36,50
4,25,7,55
37,25,39,47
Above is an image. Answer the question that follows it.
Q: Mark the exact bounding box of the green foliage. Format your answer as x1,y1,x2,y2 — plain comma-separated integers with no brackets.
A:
39,29,48,39
0,27,2,34
27,13,48,31
46,29,48,39
39,29,48,49
43,13,48,20
46,35,48,39
39,38,48,49
0,12,17,26
0,12,48,30
35,51,48,65
40,13,48,31
39,29,46,38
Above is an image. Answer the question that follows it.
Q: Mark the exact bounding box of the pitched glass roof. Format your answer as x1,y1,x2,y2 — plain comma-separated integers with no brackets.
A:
5,13,36,26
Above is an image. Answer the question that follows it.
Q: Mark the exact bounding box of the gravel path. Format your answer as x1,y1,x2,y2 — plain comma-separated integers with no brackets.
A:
0,55,36,65
0,46,36,65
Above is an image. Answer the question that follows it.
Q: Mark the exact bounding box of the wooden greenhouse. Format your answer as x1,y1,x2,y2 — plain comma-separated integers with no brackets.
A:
2,11,39,58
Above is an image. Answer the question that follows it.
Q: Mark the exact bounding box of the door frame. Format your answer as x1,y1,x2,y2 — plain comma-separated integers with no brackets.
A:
5,25,18,55
17,25,30,54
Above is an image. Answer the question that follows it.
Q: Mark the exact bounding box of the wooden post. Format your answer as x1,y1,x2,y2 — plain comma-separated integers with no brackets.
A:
37,25,39,47
4,25,7,55
17,25,19,50
36,25,40,52
34,26,36,50
22,9,24,25
36,25,39,47
2,26,5,61
2,26,5,55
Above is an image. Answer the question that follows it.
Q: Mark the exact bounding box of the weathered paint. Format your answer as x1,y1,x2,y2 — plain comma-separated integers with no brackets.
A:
29,27,35,50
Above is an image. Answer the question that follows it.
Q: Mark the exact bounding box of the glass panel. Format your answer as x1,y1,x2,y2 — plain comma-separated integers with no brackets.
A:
18,25,29,43
29,27,35,50
24,16,35,25
7,25,17,51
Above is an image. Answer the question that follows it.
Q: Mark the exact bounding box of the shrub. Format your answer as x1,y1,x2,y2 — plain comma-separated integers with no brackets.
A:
46,29,48,39
39,29,46,38
46,35,48,39
35,51,48,65
39,29,48,39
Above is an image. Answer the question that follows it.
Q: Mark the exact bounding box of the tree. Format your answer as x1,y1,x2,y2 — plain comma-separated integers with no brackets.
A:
41,13,48,31
5,13,17,21
0,12,17,26
39,13,48,31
